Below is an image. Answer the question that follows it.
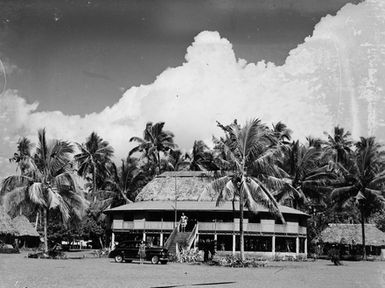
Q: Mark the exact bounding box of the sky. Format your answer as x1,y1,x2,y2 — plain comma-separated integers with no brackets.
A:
1,0,362,114
1,0,384,178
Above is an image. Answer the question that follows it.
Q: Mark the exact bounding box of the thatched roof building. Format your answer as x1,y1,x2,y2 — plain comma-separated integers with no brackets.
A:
317,224,385,246
0,206,17,235
12,215,39,237
107,171,310,257
135,171,219,201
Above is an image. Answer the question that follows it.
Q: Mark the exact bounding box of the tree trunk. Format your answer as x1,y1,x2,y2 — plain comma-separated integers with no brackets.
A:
157,151,161,175
361,206,366,260
120,190,131,204
93,164,97,202
99,236,104,249
43,208,49,253
35,210,39,229
239,186,244,261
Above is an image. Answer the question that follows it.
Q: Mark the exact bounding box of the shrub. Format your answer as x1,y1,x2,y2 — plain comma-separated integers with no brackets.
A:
177,248,203,263
211,254,267,268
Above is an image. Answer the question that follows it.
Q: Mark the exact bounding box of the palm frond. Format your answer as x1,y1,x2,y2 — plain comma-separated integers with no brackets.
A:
331,185,358,200
129,136,146,144
364,188,384,200
248,177,284,222
199,176,232,202
0,175,31,196
28,183,46,206
1,186,28,212
266,176,288,190
215,180,236,206
370,175,385,186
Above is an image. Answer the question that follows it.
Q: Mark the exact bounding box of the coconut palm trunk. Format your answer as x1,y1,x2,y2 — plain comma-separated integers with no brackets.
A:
239,183,245,260
157,151,161,175
35,211,39,229
93,162,97,201
360,205,366,260
43,208,49,253
207,119,285,262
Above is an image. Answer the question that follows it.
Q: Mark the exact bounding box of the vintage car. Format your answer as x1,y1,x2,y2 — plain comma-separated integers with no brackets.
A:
108,241,169,264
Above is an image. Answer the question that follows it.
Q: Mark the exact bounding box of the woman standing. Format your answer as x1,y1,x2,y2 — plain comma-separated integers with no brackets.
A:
138,241,146,264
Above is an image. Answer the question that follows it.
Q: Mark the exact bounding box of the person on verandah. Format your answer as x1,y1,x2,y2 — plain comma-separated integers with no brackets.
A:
180,213,188,232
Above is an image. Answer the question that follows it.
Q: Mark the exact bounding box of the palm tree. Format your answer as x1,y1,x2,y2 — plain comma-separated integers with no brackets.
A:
9,137,34,175
274,140,333,209
324,126,353,164
186,140,217,171
331,137,385,260
129,122,177,175
203,119,284,260
163,149,190,172
306,136,324,149
101,156,145,207
272,121,292,145
75,132,114,199
1,129,88,252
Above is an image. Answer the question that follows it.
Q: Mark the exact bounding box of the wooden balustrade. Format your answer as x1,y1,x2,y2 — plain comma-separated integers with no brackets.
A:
112,219,307,235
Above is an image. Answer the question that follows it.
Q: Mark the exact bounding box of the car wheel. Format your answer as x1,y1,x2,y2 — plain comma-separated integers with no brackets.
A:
151,255,159,264
114,255,123,263
160,260,168,265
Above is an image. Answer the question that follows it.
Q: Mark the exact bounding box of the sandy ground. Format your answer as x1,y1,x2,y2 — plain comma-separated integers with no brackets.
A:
0,252,384,288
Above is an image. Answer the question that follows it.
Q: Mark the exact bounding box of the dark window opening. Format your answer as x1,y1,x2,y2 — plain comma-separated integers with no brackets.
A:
146,234,161,246
299,238,306,253
217,235,233,251
244,236,272,252
275,237,296,252
115,233,142,244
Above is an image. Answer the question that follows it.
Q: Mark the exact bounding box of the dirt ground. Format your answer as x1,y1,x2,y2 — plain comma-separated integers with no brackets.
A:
0,252,384,288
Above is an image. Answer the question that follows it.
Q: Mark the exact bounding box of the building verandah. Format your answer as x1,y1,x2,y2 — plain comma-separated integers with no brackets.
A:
106,200,308,258
111,225,307,258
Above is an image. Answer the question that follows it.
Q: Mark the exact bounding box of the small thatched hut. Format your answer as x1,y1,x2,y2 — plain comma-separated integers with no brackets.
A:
0,206,16,237
316,223,385,258
12,215,40,248
0,205,17,249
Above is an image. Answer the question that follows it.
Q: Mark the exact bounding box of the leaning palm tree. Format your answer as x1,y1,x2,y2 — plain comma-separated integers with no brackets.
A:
75,132,114,199
202,119,284,260
129,122,177,175
331,137,385,260
101,156,145,207
1,129,88,253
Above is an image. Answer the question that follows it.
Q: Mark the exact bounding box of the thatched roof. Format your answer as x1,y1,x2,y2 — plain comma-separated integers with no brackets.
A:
135,171,219,201
12,215,39,237
317,224,385,246
0,206,17,235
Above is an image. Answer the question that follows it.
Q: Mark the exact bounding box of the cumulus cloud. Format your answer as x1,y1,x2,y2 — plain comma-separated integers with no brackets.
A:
0,0,384,178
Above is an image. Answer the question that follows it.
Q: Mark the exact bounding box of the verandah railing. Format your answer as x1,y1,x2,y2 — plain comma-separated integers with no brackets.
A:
164,221,181,249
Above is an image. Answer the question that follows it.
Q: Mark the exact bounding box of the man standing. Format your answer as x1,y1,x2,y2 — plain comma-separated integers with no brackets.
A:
180,213,188,232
